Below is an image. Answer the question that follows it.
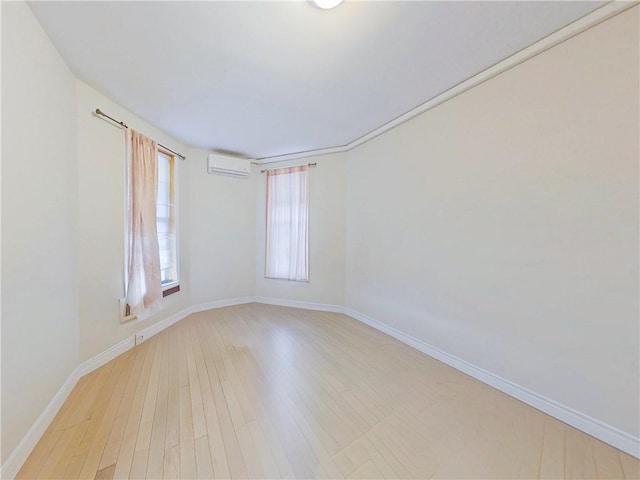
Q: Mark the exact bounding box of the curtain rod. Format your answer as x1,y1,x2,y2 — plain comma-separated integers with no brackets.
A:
260,162,317,174
94,108,186,160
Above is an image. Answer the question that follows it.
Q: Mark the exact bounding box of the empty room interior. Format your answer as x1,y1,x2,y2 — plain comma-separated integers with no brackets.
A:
2,0,639,478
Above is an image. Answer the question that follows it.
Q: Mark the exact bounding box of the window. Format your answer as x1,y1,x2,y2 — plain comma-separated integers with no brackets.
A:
124,130,181,321
157,149,179,291
265,165,309,282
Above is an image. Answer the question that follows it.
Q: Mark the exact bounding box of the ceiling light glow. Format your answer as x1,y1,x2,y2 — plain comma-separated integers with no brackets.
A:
311,0,343,9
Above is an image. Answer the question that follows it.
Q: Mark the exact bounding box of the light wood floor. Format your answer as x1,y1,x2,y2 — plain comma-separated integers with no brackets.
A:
17,303,639,479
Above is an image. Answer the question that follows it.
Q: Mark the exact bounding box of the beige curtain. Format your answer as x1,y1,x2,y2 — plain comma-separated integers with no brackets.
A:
125,129,162,316
265,165,309,282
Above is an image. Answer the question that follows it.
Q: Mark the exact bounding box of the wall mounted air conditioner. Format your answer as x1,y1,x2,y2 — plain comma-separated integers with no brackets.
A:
207,153,251,178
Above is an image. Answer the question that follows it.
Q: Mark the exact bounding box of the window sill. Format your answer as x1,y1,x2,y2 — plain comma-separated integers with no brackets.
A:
264,276,310,284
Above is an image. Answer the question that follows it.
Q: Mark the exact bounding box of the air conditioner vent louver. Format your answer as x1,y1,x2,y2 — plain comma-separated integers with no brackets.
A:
207,153,251,178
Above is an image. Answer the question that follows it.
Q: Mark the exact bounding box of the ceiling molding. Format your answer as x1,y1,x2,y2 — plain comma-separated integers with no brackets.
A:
256,145,348,164
256,0,636,165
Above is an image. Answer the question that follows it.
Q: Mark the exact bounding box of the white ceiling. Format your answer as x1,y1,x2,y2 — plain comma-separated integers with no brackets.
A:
29,1,604,160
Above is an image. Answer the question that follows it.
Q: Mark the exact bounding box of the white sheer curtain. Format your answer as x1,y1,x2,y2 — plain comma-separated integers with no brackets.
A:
125,129,162,317
265,165,309,282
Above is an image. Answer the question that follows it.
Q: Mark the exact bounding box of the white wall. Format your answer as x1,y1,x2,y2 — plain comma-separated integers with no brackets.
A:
75,81,191,362
255,153,346,306
1,1,80,462
345,7,639,438
188,149,257,305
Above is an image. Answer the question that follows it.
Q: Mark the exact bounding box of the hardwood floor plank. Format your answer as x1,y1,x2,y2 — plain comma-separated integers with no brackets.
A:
246,419,281,479
162,444,180,480
164,326,181,453
98,342,151,471
95,464,116,480
184,323,208,441
620,450,640,480
129,333,165,480
178,384,197,479
202,318,249,479
539,417,566,479
192,322,231,478
565,426,598,479
358,437,398,479
146,332,171,479
35,423,86,479
78,351,137,479
194,435,214,479
364,430,413,479
15,429,64,479
112,338,158,479
347,460,383,479
593,439,626,479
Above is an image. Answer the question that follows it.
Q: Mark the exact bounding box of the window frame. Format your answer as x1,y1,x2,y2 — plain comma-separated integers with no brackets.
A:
264,166,310,283
157,147,180,296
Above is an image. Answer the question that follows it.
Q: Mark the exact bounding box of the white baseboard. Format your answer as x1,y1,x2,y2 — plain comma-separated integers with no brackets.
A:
343,307,640,459
254,296,344,313
135,305,196,343
190,296,258,315
0,368,80,480
77,336,135,377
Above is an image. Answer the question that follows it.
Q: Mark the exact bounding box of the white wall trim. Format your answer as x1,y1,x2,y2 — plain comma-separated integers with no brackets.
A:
0,368,80,480
135,305,197,343
343,307,640,459
77,336,135,377
256,145,348,164
254,296,344,313
190,296,258,314
257,1,637,165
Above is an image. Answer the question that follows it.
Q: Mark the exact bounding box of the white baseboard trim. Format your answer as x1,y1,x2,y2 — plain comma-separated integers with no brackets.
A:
77,336,135,377
0,368,80,480
343,307,640,459
254,296,344,313
190,296,258,315
135,305,196,342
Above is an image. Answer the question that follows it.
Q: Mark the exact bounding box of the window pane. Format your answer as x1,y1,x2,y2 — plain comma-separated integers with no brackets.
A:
157,151,178,285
